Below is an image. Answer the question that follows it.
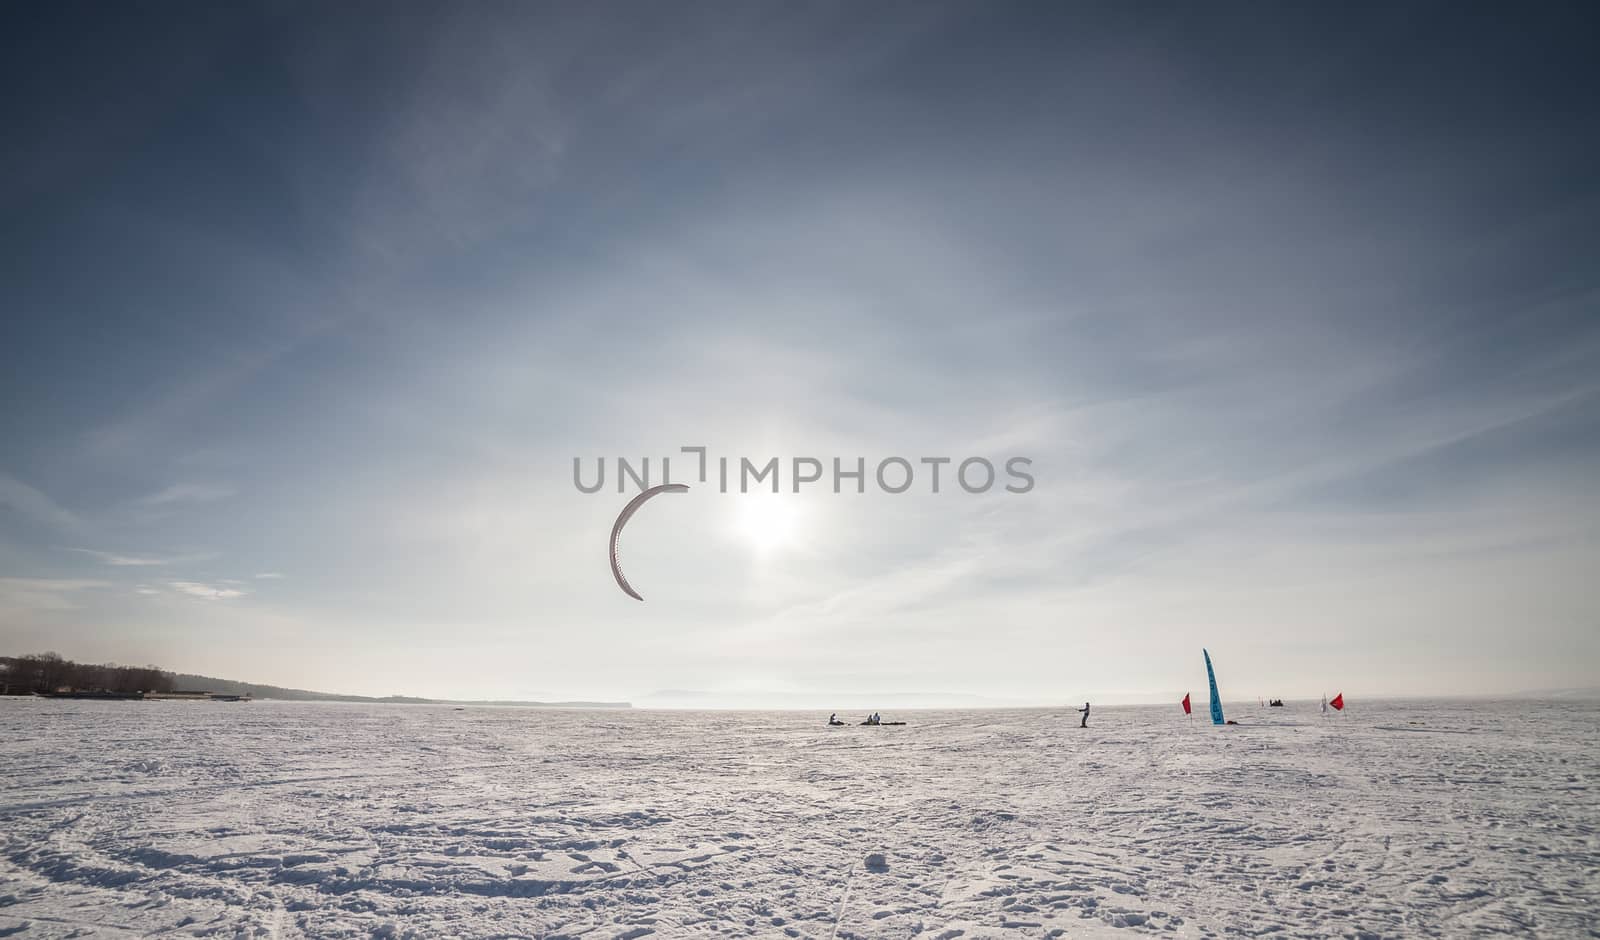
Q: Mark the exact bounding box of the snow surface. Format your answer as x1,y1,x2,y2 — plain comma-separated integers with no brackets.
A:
2,698,1597,938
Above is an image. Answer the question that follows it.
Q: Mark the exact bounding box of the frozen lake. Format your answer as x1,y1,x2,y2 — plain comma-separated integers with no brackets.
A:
2,698,1596,938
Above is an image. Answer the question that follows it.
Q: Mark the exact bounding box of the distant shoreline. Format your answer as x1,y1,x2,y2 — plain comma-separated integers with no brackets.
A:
0,654,631,708
1,691,633,708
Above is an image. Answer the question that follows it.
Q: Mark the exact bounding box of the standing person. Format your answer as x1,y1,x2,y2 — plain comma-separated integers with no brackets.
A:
1078,702,1090,728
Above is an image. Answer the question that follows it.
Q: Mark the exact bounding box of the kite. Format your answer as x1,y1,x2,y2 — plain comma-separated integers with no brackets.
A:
1204,648,1225,726
608,483,688,601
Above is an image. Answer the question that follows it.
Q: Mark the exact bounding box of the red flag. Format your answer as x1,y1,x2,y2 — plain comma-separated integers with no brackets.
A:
1181,693,1192,715
1330,693,1344,711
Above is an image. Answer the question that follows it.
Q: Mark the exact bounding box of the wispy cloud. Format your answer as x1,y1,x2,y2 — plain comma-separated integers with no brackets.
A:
139,482,236,505
67,548,168,566
0,473,82,532
168,581,247,601
67,547,219,567
254,572,285,579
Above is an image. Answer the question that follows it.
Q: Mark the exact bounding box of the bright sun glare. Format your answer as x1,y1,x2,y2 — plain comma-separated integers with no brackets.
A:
731,495,802,555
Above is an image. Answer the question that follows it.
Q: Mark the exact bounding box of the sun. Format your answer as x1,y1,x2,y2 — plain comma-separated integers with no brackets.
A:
730,494,802,555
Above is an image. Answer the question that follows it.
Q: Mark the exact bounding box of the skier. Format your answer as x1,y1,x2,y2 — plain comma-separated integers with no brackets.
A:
1078,702,1090,728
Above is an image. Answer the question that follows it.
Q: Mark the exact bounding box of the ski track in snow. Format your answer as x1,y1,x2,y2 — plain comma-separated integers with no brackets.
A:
1,699,1596,938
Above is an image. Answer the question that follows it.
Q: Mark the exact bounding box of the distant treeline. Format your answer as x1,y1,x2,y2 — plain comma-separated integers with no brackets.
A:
0,652,175,695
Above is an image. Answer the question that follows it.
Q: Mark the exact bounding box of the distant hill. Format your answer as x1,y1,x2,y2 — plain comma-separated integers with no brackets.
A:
1507,686,1600,701
1,653,628,707
168,673,630,708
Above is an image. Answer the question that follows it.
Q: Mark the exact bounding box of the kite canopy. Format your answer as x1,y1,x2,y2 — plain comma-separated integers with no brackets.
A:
1204,649,1225,726
608,483,688,601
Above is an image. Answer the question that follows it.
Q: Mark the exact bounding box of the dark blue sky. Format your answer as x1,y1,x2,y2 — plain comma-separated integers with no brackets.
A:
2,2,1596,699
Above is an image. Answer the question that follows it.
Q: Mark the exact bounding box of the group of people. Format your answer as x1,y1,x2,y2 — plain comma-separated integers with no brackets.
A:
827,712,883,725
827,705,1092,727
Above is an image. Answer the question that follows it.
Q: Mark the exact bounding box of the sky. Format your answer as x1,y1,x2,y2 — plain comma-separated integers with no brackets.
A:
2,2,1597,704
